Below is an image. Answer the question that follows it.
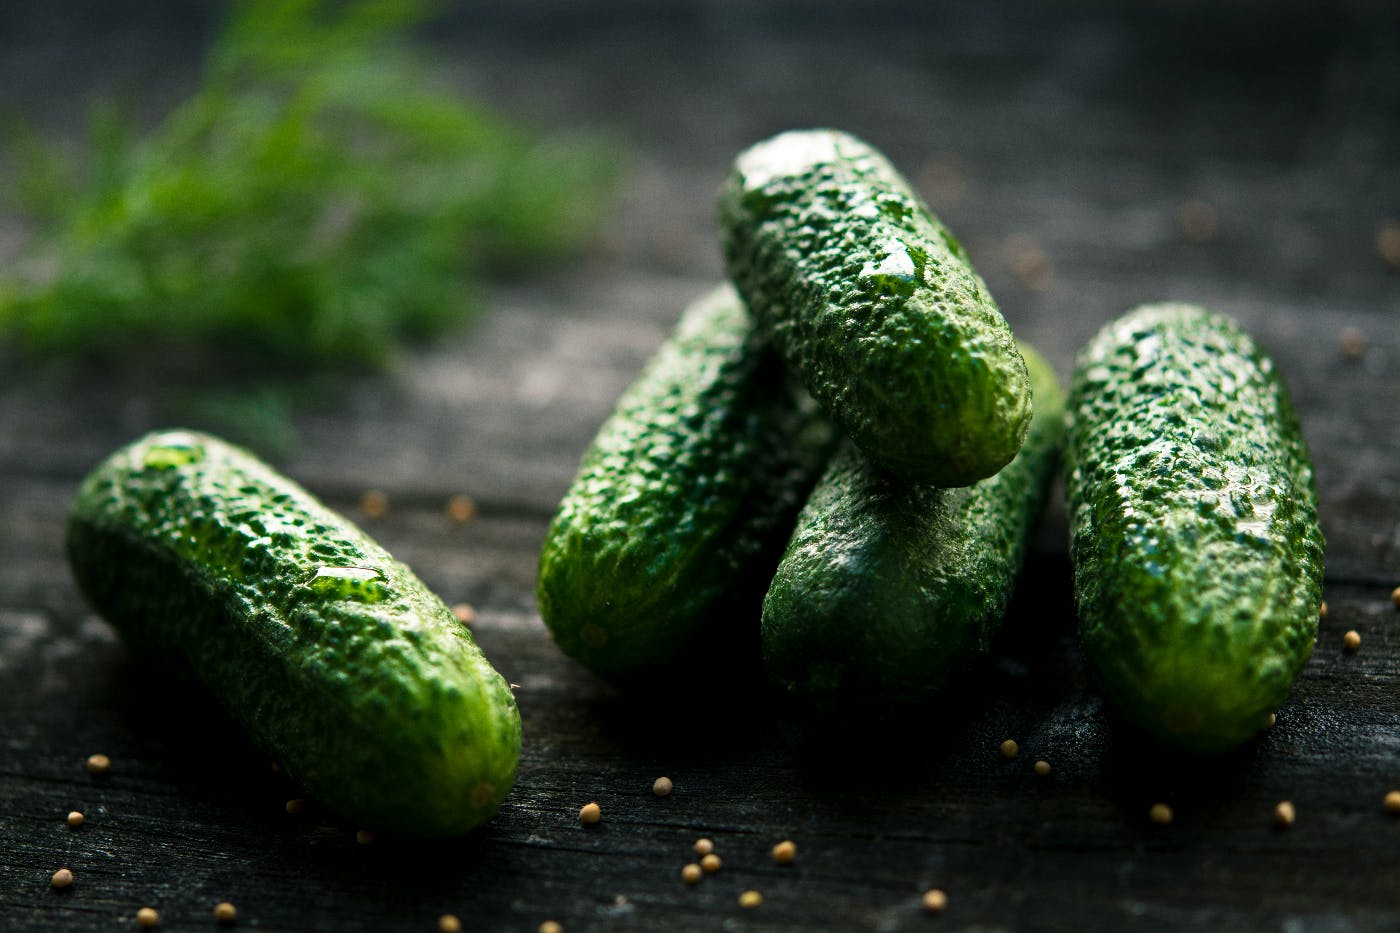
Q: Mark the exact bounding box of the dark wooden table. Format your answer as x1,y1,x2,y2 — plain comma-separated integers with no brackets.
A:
4,2,1399,930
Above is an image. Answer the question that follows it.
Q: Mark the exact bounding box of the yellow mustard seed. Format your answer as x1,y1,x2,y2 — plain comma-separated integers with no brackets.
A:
136,907,159,928
447,494,479,524
1319,601,1328,619
999,739,1019,759
738,890,763,909
579,802,602,825
1149,803,1173,826
1274,800,1296,828
451,603,476,625
681,863,702,885
66,811,84,828
1391,586,1400,610
1033,760,1052,777
653,776,674,797
86,753,110,776
771,840,796,865
356,829,375,845
921,889,949,913
1344,630,1361,651
360,489,389,518
539,922,563,933
285,798,305,815
1177,198,1218,243
700,853,721,874
1384,790,1400,814
1378,221,1400,268
694,837,714,856
438,914,462,933
214,902,238,924
51,868,74,889
1339,326,1367,359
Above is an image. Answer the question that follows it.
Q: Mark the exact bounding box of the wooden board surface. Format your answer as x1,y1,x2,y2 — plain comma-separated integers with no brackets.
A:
3,2,1400,930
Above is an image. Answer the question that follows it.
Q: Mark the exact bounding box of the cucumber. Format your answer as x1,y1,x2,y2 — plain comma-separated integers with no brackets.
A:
1065,304,1324,754
66,430,521,836
537,284,837,680
719,128,1032,487
761,344,1064,718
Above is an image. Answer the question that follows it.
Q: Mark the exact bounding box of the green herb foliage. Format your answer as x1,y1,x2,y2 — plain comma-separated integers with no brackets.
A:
1,0,615,368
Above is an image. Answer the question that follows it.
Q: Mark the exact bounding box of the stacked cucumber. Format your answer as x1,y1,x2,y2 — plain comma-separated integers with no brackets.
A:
540,129,1324,753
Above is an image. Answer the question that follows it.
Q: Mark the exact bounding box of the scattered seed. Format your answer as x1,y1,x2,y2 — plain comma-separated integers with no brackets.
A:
1177,198,1218,243
917,155,969,207
1033,760,1052,777
700,853,722,874
921,888,949,913
356,829,375,845
451,603,476,625
694,837,715,856
1384,790,1400,814
66,811,84,828
1266,712,1277,729
85,754,110,776
360,489,389,518
681,863,703,885
1339,326,1367,360
738,890,763,909
269,761,281,773
446,494,478,524
579,802,602,825
539,922,563,933
1274,800,1296,828
137,907,159,928
1149,803,1173,826
652,776,673,797
1378,220,1400,268
1391,586,1400,609
1004,234,1052,291
999,738,1019,759
771,840,797,865
1344,630,1361,651
214,901,238,924
285,798,305,815
438,914,461,933
1319,601,1328,619
51,868,74,889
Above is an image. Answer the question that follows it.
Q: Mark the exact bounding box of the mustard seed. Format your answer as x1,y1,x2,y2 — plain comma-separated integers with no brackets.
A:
694,837,714,856
652,776,673,797
285,798,305,815
681,863,702,885
1177,199,1218,243
921,889,948,913
1265,712,1277,729
771,840,796,865
1149,803,1173,826
1384,790,1400,814
1344,630,1361,651
1378,221,1400,268
137,907,159,928
1274,801,1296,828
51,868,74,889
447,494,478,524
1391,586,1400,610
1319,601,1328,619
579,802,602,825
356,829,375,845
738,890,763,909
999,738,1019,759
438,914,462,933
451,603,476,625
360,489,389,518
86,753,110,776
539,922,563,933
1033,760,1052,777
214,902,237,924
700,853,721,874
1339,326,1367,359
66,811,84,828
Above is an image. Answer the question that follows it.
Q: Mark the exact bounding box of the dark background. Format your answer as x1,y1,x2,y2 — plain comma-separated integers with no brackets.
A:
3,2,1399,930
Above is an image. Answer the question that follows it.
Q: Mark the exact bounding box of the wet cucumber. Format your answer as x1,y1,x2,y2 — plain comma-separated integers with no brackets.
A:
720,128,1032,487
762,344,1064,718
537,284,837,680
1066,304,1324,754
66,431,521,836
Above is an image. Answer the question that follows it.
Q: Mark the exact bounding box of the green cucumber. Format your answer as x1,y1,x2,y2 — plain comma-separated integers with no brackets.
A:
537,284,837,680
66,430,521,835
761,344,1064,718
719,128,1031,486
1065,304,1324,754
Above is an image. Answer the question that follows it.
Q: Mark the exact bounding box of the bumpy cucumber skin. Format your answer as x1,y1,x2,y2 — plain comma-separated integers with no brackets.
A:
537,285,837,680
66,431,521,836
1066,304,1324,754
720,128,1032,487
761,345,1064,718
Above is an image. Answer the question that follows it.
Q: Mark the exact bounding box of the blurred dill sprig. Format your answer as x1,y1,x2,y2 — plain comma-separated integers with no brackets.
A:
0,0,616,369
